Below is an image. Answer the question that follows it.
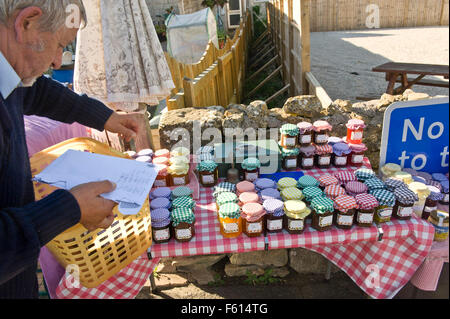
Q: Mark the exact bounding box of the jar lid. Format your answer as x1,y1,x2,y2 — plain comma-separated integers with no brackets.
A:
168,163,189,175
412,175,427,184
384,178,407,192
137,149,154,157
381,163,402,175
136,156,152,163
392,171,413,184
216,192,238,206
237,180,256,193
426,185,444,201
355,193,379,210
284,200,310,217
218,202,241,219
297,121,314,134
328,136,344,145
242,202,265,217
302,186,324,201
432,173,448,182
151,208,171,223
318,174,339,187
394,187,419,205
334,171,356,183
124,151,137,158
263,199,285,214
150,197,171,210
346,119,366,130
299,145,316,156
260,188,282,201
364,178,386,191
348,142,368,152
172,196,196,210
195,145,214,155
430,210,449,224
277,177,298,189
255,178,276,190
170,147,190,158
314,144,333,155
172,186,193,198
354,168,376,181
197,153,214,162
150,187,172,199
370,189,396,206
171,208,195,226
313,120,332,132
324,184,346,198
154,149,170,158
239,192,260,204
416,171,432,183
345,181,368,194
441,180,449,193
402,168,418,176
408,182,430,195
333,143,352,156
310,196,335,214
170,156,190,165
334,194,358,212
153,157,169,166
280,147,300,157
214,182,236,197
297,175,320,189
155,164,168,176
241,157,261,170
428,180,442,192
280,123,300,136
281,187,304,201
197,160,218,172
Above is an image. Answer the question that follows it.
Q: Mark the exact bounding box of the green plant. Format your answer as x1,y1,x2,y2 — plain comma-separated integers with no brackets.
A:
244,268,280,286
154,24,166,35
202,0,228,9
208,273,225,286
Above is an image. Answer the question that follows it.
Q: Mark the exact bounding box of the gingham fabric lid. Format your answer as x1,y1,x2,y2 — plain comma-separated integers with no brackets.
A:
150,197,171,210
170,156,190,165
311,196,335,214
432,173,448,182
427,185,445,201
334,171,356,183
216,192,238,206
392,171,413,184
348,142,368,152
260,188,282,201
428,180,442,191
150,187,172,199
441,181,449,193
318,174,339,187
135,156,152,163
334,194,358,212
412,175,428,184
172,186,194,199
241,157,261,170
280,147,300,157
236,181,256,193
196,145,214,155
197,153,214,162
299,145,316,156
297,175,320,189
241,202,266,221
314,144,333,155
394,187,419,205
218,203,241,219
151,208,171,223
355,193,378,210
254,178,276,190
313,120,332,132
171,208,195,226
277,177,298,189
280,123,300,136
197,160,218,172
297,121,314,134
281,187,304,201
402,168,418,176
416,171,432,183
263,199,285,215
172,196,196,210
371,189,396,206
364,178,386,191
345,181,368,194
333,143,351,156
153,157,169,166
324,184,346,198
384,178,407,192
354,168,376,181
302,186,324,201
214,182,236,198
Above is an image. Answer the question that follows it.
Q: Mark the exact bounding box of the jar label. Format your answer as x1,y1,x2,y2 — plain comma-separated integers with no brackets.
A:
267,219,283,231
154,228,170,241
202,174,215,185
302,158,314,167
176,227,192,240
286,159,297,168
357,212,373,224
377,207,392,218
444,194,449,203
319,156,330,166
315,134,328,143
288,219,304,230
351,131,363,140
337,214,353,226
284,136,297,147
335,156,347,166
247,221,262,233
319,215,333,227
245,172,258,182
424,205,437,213
173,177,187,186
398,206,413,217
223,222,239,233
154,179,167,187
352,155,364,163
300,135,311,144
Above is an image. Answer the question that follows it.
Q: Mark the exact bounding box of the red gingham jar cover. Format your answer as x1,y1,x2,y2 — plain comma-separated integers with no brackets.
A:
324,184,346,199
355,193,379,210
314,144,333,155
334,171,356,183
345,181,368,195
334,195,358,212
318,174,339,187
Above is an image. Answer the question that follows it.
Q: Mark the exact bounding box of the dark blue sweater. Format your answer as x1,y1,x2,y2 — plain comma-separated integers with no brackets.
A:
0,76,114,298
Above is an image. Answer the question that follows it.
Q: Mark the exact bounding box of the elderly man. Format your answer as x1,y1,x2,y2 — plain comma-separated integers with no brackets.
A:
0,1,144,298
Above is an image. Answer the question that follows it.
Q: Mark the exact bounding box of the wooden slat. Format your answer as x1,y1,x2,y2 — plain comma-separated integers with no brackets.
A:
305,72,332,108
265,84,290,104
247,55,279,82
246,65,283,98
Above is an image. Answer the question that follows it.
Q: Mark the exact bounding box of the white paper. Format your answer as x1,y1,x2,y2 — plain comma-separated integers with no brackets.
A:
33,149,158,215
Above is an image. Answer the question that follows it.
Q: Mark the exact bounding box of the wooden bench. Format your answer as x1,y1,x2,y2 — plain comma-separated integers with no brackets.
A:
372,62,449,95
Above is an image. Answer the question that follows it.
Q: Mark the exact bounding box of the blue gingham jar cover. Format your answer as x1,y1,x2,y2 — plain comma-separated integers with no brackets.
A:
150,197,172,210
254,178,276,190
150,187,172,199
263,198,285,217
260,188,282,201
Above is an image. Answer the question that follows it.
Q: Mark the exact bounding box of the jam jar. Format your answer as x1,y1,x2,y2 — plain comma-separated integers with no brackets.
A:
354,193,379,227
172,186,193,200
334,171,357,186
150,187,172,200
196,160,218,187
324,184,346,201
277,177,297,191
333,194,358,229
348,143,367,167
318,174,339,191
241,203,266,237
310,196,335,231
216,191,238,211
408,182,431,218
380,163,402,181
151,208,172,244
254,178,276,193
297,122,314,146
260,188,282,201
440,181,449,205
392,187,418,220
345,181,368,197
168,161,190,186
172,196,196,211
239,192,260,206
354,168,376,182
281,187,304,202
280,124,300,148
384,178,407,193
312,120,332,145
314,144,333,169
171,208,196,242
332,143,351,167
422,186,443,220
214,182,236,199
428,210,449,242
236,180,256,196
302,186,324,205
299,145,316,170
154,149,170,159
391,171,413,185
283,200,311,234
281,146,300,171
241,157,261,182
346,119,366,144
371,189,396,224
153,164,170,188
218,203,242,238
263,199,285,233
150,197,172,211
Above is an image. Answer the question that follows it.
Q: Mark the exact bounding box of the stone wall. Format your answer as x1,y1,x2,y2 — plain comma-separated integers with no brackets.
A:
178,0,205,14
146,0,180,22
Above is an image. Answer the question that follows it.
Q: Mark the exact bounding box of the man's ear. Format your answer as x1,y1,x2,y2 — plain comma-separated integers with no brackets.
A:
14,6,43,43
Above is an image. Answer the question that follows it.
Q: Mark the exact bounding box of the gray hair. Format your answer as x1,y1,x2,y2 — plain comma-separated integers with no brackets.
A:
0,0,87,31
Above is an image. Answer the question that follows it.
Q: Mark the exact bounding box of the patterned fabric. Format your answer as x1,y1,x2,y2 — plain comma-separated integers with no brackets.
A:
260,188,282,201
214,182,236,198
318,174,339,187
364,178,386,191
254,178,276,190
218,203,241,219
172,186,194,199
196,145,214,155
151,208,171,228
197,153,214,162
332,143,351,156
171,208,195,226
277,177,298,190
333,195,358,212
241,157,261,170
236,181,256,194
345,181,368,195
384,178,408,192
150,197,171,210
310,196,335,214
216,192,238,206
314,144,333,155
355,193,379,210
172,196,196,210
354,168,376,181
428,180,442,191
334,171,356,183
371,189,396,207
432,173,448,182
196,160,218,172
150,187,172,199
297,175,320,189
394,187,419,205
280,124,300,136
302,186,324,202
324,184,346,199
281,187,304,201
263,199,285,216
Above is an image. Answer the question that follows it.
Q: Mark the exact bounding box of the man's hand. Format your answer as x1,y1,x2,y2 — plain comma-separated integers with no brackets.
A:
104,112,140,143
70,181,118,231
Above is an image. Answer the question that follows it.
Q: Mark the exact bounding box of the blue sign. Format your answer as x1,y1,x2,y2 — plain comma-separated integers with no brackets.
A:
380,97,449,174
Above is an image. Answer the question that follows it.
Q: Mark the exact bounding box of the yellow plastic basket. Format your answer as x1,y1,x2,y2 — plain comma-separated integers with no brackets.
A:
30,138,152,288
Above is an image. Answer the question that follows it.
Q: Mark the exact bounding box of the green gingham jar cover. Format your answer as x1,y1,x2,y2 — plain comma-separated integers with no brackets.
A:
241,157,261,170
172,196,196,210
172,186,193,199
280,146,300,157
218,203,241,219
280,124,300,136
297,175,320,189
213,182,236,198
310,196,335,214
197,160,218,172
354,168,376,181
371,189,396,207
302,186,324,202
171,208,195,226
364,178,386,191
216,192,238,206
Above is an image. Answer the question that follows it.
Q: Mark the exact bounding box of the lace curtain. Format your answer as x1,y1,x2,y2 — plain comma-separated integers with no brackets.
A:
74,0,175,112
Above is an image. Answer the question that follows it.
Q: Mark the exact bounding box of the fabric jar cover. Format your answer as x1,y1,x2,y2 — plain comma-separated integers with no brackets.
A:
364,177,386,191
216,192,238,206
170,147,190,158
277,177,298,190
381,163,402,176
154,149,170,158
345,181,368,196
327,136,344,145
432,173,448,182
254,178,276,190
302,186,324,202
241,202,266,222
281,187,304,201
334,171,356,184
124,151,137,158
441,180,449,193
299,145,316,157
355,193,379,210
371,189,396,207
239,192,260,205
334,194,358,213
416,171,432,183
297,175,320,189
310,196,335,214
236,181,256,194
346,119,366,130
402,168,418,176
333,143,352,156
137,149,154,157
136,156,152,163
171,208,195,227
394,187,419,205
151,208,171,228
172,186,194,199
169,156,190,165
150,187,172,199
314,144,333,155
354,168,376,181
168,162,189,176
150,197,172,210
384,178,408,192
426,185,444,201
284,200,311,219
241,157,261,170
153,157,169,166
172,196,196,210
260,188,282,201
218,203,241,219
197,160,218,172
348,142,368,152
428,180,442,191
263,199,285,217
318,174,339,187
297,121,314,134
391,171,413,184
280,146,300,158
195,145,214,155
197,153,214,162
312,120,332,132
154,164,169,177
280,123,300,136
324,184,346,199
412,175,428,184
214,182,236,198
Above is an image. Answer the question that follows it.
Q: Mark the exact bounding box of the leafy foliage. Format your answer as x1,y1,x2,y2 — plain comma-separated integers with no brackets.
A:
244,268,280,286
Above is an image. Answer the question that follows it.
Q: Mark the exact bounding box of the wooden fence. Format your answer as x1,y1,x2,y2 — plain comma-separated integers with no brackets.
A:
164,11,251,110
